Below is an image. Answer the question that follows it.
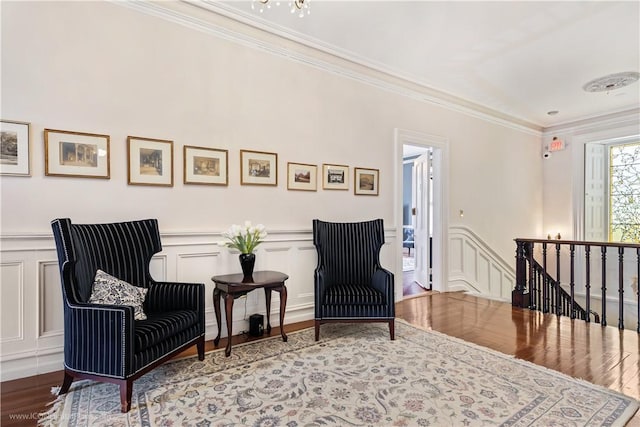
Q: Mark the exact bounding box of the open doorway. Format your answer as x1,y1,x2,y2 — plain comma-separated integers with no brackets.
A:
402,145,432,297
395,128,448,301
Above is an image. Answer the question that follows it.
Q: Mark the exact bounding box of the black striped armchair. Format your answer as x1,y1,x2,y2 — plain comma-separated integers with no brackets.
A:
51,218,205,413
312,219,395,341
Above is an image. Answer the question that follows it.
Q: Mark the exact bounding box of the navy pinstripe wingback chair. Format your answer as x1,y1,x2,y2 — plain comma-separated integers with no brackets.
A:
51,218,205,413
313,219,395,341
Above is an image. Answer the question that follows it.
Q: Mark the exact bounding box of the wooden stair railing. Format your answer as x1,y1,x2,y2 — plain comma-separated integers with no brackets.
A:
527,253,600,323
513,238,640,332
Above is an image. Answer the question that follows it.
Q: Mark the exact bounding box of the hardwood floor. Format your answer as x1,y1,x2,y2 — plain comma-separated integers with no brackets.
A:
2,293,638,426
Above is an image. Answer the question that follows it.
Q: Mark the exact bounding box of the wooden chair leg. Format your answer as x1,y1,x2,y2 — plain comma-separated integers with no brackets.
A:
197,336,205,361
119,379,133,413
59,371,74,395
389,319,395,340
315,320,320,341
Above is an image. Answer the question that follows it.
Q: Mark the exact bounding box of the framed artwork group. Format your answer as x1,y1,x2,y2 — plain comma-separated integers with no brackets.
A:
0,119,381,195
317,164,379,195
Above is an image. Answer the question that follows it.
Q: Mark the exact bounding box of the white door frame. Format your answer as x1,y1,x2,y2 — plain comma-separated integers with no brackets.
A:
394,128,450,300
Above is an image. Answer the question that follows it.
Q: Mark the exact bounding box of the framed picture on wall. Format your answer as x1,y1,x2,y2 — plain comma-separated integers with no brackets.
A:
44,128,110,179
240,149,278,186
184,145,228,186
322,163,349,190
127,136,173,186
354,167,379,196
287,162,317,191
1,119,31,176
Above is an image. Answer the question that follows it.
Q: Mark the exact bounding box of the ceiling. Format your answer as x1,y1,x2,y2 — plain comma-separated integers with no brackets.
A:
201,1,639,130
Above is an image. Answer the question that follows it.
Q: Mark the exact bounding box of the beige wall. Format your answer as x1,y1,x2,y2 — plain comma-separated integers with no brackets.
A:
0,1,544,379
1,1,542,250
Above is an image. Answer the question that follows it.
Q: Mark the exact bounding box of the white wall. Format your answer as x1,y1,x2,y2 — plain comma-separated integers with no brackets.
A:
542,110,640,240
0,1,543,379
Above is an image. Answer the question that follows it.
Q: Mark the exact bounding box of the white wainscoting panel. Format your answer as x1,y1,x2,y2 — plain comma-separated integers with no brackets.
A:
150,255,167,282
176,250,220,329
0,228,398,381
448,226,515,300
38,260,64,338
449,237,463,274
1,261,24,343
463,241,478,284
291,246,317,305
477,253,490,291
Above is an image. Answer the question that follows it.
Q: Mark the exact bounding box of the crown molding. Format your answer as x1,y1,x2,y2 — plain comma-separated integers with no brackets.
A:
542,108,640,136
114,0,542,136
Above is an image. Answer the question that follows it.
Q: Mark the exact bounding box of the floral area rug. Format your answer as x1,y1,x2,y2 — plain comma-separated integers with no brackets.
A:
41,321,639,426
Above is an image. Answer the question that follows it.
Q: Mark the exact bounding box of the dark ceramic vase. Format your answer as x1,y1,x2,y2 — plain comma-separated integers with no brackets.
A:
239,253,256,277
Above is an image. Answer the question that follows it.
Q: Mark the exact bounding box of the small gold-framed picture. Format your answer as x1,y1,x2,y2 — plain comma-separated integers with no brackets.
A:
354,167,379,196
44,128,110,179
1,119,31,176
287,162,317,191
184,146,228,186
127,136,173,187
240,149,278,186
322,163,349,190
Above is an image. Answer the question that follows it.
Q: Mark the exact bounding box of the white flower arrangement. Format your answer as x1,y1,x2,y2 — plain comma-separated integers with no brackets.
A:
221,221,267,254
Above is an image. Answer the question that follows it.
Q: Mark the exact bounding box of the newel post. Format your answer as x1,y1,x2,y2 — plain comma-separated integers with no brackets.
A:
513,240,530,308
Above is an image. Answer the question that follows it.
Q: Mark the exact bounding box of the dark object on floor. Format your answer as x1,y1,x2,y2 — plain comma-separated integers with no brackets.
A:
249,313,265,337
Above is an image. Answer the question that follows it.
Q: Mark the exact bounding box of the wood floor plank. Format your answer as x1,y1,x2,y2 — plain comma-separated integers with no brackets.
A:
1,294,638,426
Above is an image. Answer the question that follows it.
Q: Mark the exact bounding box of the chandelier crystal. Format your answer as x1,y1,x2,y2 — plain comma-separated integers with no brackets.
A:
251,0,311,18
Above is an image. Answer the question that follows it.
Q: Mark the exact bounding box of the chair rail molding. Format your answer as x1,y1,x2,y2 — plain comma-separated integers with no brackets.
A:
448,225,516,300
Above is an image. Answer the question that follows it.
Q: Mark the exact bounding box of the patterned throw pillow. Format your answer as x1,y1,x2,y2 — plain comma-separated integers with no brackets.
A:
89,269,148,320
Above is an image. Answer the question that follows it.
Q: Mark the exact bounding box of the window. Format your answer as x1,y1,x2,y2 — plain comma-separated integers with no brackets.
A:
609,142,640,242
584,140,640,243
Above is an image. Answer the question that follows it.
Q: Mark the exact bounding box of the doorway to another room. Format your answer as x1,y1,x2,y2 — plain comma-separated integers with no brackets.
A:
395,128,448,300
402,144,433,297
